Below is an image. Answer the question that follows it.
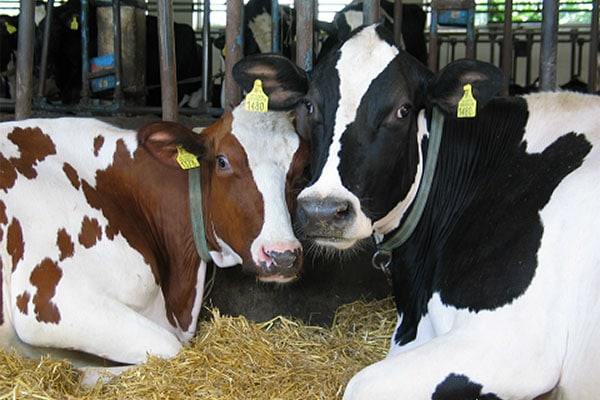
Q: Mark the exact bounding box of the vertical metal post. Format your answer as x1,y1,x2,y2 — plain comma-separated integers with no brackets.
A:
202,0,211,104
295,0,314,72
224,0,243,111
539,0,558,91
429,0,475,71
500,0,512,95
80,0,91,103
37,0,54,99
393,0,403,47
157,0,179,121
465,4,475,59
271,0,280,53
363,0,380,25
429,5,439,71
15,0,35,119
588,0,598,93
112,0,124,104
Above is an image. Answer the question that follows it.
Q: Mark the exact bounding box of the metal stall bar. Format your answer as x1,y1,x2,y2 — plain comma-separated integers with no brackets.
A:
539,0,558,91
588,0,598,93
429,0,475,72
202,0,211,104
157,0,179,121
111,0,124,104
500,0,512,95
37,0,54,100
15,0,35,119
80,0,91,104
394,0,403,48
363,0,380,25
272,0,280,53
224,0,243,111
295,0,314,72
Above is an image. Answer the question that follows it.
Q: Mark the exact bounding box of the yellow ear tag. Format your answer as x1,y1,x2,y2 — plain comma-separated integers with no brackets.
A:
244,79,269,113
69,16,79,30
176,145,200,170
5,21,17,35
457,83,477,118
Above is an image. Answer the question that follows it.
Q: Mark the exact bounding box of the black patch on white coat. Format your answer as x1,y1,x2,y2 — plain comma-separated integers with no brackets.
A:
433,373,502,400
392,97,592,345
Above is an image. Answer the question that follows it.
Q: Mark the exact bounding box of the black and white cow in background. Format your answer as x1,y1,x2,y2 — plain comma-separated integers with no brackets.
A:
34,0,202,105
233,24,600,399
0,3,47,100
319,0,427,65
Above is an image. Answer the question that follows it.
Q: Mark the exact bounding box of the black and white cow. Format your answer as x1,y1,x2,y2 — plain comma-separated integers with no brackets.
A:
319,0,428,65
234,24,600,399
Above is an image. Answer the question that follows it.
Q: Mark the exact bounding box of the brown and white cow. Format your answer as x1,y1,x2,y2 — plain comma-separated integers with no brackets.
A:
0,103,308,364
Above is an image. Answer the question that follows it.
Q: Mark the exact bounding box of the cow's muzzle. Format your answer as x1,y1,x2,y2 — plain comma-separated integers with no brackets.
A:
296,196,355,240
251,245,303,283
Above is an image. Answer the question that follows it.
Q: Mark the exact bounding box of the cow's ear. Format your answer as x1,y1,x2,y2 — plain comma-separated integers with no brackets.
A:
138,121,205,169
232,53,309,110
427,59,505,117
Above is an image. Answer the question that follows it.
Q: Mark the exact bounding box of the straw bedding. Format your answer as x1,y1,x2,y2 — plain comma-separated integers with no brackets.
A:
0,297,396,399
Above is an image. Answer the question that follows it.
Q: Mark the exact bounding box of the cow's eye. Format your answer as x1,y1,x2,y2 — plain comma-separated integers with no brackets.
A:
216,155,231,171
302,99,314,114
396,104,411,119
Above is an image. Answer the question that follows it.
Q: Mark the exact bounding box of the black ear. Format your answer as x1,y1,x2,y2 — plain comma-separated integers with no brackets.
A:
427,59,505,117
232,53,309,110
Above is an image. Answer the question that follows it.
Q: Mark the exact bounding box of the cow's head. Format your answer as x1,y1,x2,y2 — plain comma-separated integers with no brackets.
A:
139,104,308,283
234,24,503,251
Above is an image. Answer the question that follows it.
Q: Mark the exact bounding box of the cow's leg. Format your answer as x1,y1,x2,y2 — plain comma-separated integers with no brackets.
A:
343,318,564,400
13,296,182,364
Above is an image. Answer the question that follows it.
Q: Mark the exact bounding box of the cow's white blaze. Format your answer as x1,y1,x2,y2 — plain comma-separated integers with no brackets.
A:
231,104,302,268
299,24,399,248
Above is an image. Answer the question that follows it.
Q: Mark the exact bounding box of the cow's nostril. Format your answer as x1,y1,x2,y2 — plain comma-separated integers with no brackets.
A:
297,197,355,230
334,202,350,219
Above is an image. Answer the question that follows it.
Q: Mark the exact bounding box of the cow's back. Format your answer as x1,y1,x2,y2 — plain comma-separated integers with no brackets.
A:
522,92,600,395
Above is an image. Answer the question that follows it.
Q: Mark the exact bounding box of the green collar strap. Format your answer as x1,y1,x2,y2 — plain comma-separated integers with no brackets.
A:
372,107,445,280
188,166,212,263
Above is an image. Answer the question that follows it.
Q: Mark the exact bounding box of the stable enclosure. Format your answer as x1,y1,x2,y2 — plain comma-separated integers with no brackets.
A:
0,1,599,398
1,0,598,119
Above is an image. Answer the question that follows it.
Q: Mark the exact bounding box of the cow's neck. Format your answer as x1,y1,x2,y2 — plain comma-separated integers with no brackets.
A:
93,143,203,333
389,97,531,345
375,107,444,253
